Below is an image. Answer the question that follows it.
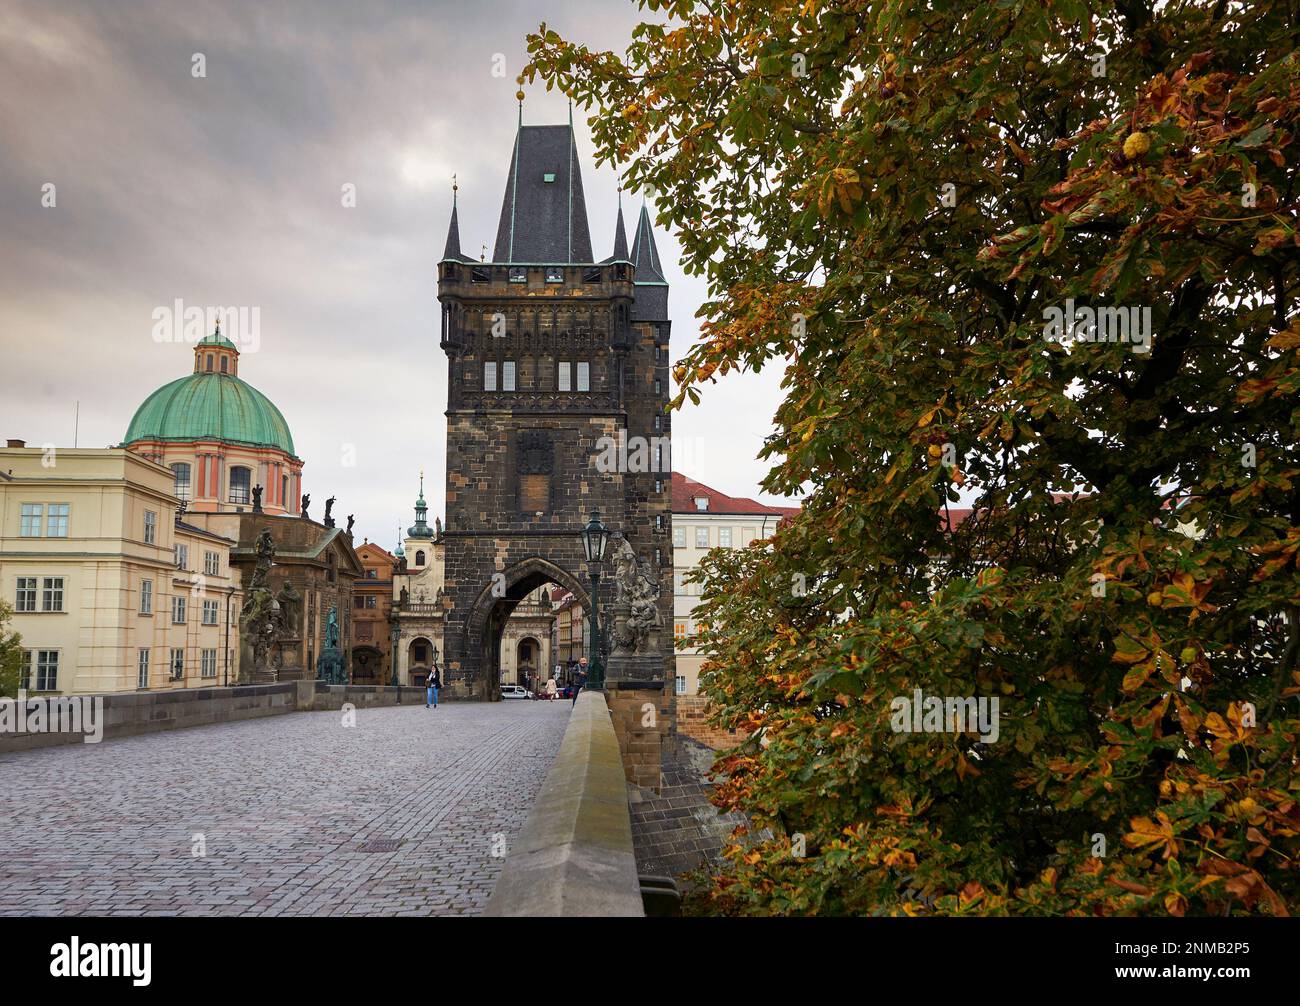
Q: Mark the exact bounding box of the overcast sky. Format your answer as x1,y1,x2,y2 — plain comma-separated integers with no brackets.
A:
0,0,794,549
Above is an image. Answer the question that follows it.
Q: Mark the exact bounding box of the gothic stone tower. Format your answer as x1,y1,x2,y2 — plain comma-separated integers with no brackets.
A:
437,119,674,756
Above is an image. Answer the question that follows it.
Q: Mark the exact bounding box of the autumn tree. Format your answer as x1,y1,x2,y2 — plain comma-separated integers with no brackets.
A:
529,0,1299,915
0,602,23,700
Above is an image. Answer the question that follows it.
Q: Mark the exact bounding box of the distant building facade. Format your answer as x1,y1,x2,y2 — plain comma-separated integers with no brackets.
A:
0,443,243,693
352,541,397,682
672,472,798,695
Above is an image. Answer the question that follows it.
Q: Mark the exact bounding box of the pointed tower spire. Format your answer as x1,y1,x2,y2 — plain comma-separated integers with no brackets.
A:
408,470,433,539
610,187,629,261
442,175,464,262
630,201,667,283
630,198,669,321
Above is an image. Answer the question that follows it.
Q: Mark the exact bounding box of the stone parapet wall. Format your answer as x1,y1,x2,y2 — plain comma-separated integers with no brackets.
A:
675,694,745,750
0,683,300,753
484,690,644,917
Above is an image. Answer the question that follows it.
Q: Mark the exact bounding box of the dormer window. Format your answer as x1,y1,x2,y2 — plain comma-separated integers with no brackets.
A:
694,497,709,511
509,267,526,284
542,172,556,183
545,267,563,283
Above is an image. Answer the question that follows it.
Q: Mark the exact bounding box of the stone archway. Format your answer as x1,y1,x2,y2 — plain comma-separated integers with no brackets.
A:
461,556,589,700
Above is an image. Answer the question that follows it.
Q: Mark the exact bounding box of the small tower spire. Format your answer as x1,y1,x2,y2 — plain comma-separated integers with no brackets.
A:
442,175,464,261
611,185,629,262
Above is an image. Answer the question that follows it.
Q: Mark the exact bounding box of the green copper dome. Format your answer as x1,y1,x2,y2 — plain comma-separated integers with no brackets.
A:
124,373,297,455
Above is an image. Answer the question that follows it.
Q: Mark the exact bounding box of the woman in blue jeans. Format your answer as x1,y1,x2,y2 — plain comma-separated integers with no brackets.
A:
425,667,442,708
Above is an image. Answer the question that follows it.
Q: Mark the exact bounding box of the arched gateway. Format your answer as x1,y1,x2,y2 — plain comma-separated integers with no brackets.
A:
436,119,675,706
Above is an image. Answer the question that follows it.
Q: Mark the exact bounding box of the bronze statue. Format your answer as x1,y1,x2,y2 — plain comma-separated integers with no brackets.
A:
301,493,311,520
346,514,355,535
252,484,263,513
324,496,336,528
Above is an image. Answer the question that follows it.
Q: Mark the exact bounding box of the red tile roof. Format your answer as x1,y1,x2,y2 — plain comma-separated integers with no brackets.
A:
672,472,800,517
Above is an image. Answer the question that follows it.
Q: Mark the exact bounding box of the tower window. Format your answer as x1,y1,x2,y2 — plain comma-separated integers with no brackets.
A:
484,361,497,392
415,550,426,567
577,361,590,392
206,355,213,372
557,362,571,392
220,357,228,373
502,360,516,392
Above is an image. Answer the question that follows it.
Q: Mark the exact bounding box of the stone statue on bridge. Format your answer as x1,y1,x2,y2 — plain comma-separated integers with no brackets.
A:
315,606,347,685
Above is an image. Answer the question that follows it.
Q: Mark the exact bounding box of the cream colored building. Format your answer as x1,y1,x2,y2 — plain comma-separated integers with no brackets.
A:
0,442,243,694
671,472,798,695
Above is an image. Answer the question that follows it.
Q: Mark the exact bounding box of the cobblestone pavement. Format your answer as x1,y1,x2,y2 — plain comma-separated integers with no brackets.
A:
0,701,571,916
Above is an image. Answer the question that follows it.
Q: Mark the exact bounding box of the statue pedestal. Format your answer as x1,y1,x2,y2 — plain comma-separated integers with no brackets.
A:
604,650,670,793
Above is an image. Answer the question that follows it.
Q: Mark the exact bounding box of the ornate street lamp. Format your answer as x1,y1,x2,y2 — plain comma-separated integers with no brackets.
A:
390,620,401,701
580,510,609,689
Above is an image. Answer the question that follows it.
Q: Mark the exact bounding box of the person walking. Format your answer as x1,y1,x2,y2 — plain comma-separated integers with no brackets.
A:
426,666,442,709
571,659,588,708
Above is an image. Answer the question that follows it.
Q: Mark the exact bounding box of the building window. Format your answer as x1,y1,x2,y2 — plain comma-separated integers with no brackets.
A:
545,267,563,283
220,357,228,374
205,354,213,372
201,649,218,678
170,648,185,681
30,650,59,691
720,527,732,547
202,599,218,625
655,515,664,532
694,496,709,511
229,467,251,505
674,621,688,640
143,510,157,544
172,595,186,624
282,474,289,506
46,504,69,537
655,379,662,394
576,361,590,392
365,569,378,579
676,675,687,695
175,544,189,569
19,504,42,537
674,574,686,595
15,577,36,612
204,551,220,576
415,550,426,566
655,479,663,494
672,526,685,548
509,267,526,284
42,577,64,612
484,361,497,392
502,360,516,391
171,462,192,501
695,527,709,548
354,595,365,609
365,596,378,609
413,642,428,663
653,414,662,433
557,362,571,391
137,648,150,689
140,579,153,615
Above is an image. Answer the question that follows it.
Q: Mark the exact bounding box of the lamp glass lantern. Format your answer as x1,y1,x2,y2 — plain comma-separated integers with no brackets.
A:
581,511,610,564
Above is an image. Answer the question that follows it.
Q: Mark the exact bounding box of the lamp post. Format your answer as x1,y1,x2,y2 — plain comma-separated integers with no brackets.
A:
389,619,401,702
580,510,610,690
